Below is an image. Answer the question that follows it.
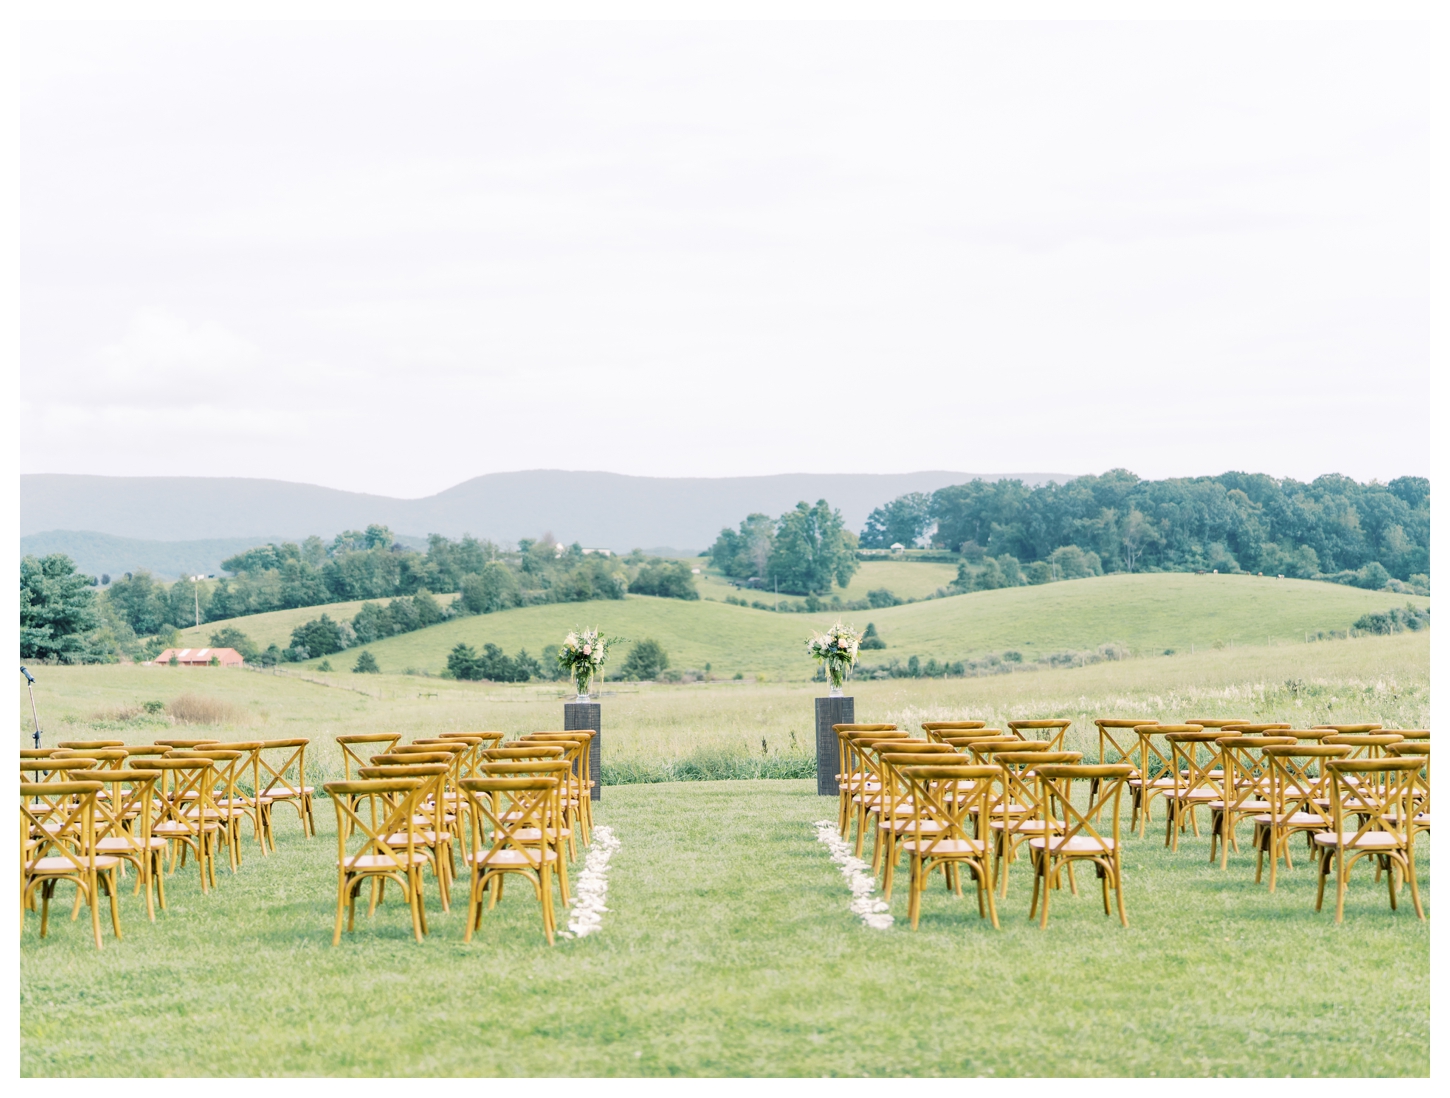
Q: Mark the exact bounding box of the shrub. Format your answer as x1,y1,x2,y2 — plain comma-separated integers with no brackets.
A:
289,615,344,658
167,694,238,725
1048,545,1103,579
866,588,899,609
1353,603,1430,635
620,638,670,680
353,650,380,673
629,561,700,600
859,622,886,650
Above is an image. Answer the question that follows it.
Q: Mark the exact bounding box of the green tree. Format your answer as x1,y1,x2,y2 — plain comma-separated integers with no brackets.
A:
105,570,171,635
620,638,670,680
20,554,109,663
767,500,859,596
629,560,700,600
859,492,933,548
859,622,886,650
353,650,380,673
708,513,775,580
460,561,518,613
289,615,344,658
446,643,481,680
208,626,259,663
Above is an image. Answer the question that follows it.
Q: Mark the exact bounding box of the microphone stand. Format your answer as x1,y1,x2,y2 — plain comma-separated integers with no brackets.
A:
20,666,42,749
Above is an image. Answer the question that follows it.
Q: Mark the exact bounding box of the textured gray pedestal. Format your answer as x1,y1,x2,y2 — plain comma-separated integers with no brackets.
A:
565,701,602,801
815,696,855,797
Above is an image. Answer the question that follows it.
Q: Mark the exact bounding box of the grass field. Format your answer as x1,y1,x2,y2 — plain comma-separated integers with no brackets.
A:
20,777,1429,1076
19,633,1430,1075
693,559,960,606
175,572,1429,681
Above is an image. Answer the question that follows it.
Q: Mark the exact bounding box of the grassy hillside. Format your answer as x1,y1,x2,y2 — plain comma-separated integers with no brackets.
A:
695,559,958,606
261,572,1427,679
174,593,459,650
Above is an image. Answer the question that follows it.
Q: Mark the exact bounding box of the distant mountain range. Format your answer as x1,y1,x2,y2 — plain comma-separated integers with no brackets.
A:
20,470,1073,578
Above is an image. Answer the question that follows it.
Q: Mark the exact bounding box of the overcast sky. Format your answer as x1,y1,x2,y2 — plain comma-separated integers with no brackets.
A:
18,20,1430,498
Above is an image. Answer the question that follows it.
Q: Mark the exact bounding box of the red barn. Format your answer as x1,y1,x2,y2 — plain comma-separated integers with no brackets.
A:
152,647,245,667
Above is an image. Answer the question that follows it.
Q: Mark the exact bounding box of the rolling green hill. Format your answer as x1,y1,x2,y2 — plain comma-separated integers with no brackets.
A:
189,572,1428,680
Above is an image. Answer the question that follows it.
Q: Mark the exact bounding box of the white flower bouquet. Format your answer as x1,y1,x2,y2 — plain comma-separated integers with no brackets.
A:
807,621,861,695
558,627,616,699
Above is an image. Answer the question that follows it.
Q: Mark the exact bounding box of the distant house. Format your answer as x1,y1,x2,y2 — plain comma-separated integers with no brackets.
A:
151,647,245,667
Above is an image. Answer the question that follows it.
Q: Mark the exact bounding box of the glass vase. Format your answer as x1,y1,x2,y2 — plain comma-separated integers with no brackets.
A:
574,667,592,703
827,661,847,697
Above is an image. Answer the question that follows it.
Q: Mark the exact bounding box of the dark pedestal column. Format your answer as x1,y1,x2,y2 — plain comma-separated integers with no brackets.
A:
565,701,602,801
815,696,855,797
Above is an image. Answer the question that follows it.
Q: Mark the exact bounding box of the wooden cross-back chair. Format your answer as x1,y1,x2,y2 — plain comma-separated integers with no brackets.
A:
22,780,123,948
848,734,916,863
358,761,454,913
482,759,574,901
337,734,403,781
216,740,268,852
459,775,563,944
1209,736,1297,868
921,721,986,744
872,743,961,900
323,776,435,945
257,738,315,845
519,734,593,847
155,738,220,750
52,749,129,773
20,749,58,760
56,739,125,750
1093,719,1154,791
1386,742,1429,856
90,768,164,920
965,736,1029,764
1129,724,1200,836
1253,743,1351,890
146,757,222,892
1161,730,1227,851
1314,724,1382,734
1183,718,1249,732
1221,723,1292,735
1313,758,1425,923
898,763,1001,930
19,758,97,783
1007,720,1072,752
1321,733,1405,761
990,749,1083,899
834,727,903,843
1028,764,1134,928
168,749,249,872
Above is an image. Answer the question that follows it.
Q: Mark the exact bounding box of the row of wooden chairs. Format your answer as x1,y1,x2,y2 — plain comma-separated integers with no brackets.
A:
20,737,314,948
1096,719,1429,922
325,729,597,946
834,718,1429,929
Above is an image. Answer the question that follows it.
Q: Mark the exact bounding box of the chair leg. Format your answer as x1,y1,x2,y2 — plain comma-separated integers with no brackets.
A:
1114,855,1128,928
104,869,121,940
1403,847,1425,920
1334,847,1347,924
332,872,348,946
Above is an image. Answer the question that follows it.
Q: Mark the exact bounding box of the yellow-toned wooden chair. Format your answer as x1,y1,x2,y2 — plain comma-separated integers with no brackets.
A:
1183,718,1249,732
965,736,1030,764
482,759,574,902
922,721,986,744
1161,730,1227,851
1209,735,1296,868
323,775,435,944
337,733,402,781
91,768,165,920
256,738,315,845
1129,724,1200,836
459,775,562,945
56,739,125,750
20,758,98,783
1313,757,1424,923
1093,719,1153,795
838,729,908,848
990,749,1083,899
1314,724,1382,734
1321,733,1405,760
898,762,1000,930
147,756,223,891
1252,742,1351,890
168,749,249,872
517,734,591,851
1028,764,1134,928
832,724,897,836
22,780,123,948
1008,719,1072,751
20,749,58,760
851,734,922,867
873,743,962,899
359,761,454,912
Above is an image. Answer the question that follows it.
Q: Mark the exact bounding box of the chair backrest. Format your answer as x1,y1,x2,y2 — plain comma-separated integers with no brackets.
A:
323,777,432,871
370,752,452,766
965,737,1029,763
1393,730,1429,742
90,769,162,849
1262,744,1352,816
899,763,999,851
1132,724,1201,780
257,739,310,800
170,749,246,804
1095,719,1153,764
921,720,986,743
459,776,560,866
518,735,589,790
19,758,97,780
1283,729,1343,744
1313,724,1382,734
1215,736,1298,803
1324,758,1421,847
121,745,170,759
994,750,1083,823
155,739,220,749
1034,764,1135,846
21,780,104,873
1182,718,1249,729
20,749,58,759
1164,731,1226,795
56,739,125,749
1220,723,1292,734
145,757,219,835
337,734,403,779
53,748,129,768
1322,733,1405,759
481,746,566,761
420,734,488,777
1007,720,1072,750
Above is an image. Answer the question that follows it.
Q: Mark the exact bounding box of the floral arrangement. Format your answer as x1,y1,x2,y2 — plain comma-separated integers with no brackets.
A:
807,621,861,693
558,627,616,698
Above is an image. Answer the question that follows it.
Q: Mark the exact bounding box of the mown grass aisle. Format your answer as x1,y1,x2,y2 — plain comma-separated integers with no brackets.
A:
21,780,1429,1076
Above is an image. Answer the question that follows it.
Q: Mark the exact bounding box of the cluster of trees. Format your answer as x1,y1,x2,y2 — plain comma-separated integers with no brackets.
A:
93,528,701,653
20,554,108,663
861,471,1429,588
446,643,550,682
952,544,1105,592
707,500,859,596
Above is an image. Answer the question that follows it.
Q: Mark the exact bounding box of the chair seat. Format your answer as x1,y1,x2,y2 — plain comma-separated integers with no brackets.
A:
155,821,219,835
1209,799,1271,812
259,787,313,802
28,855,121,873
1311,831,1403,850
989,818,1054,834
1029,835,1117,854
513,827,571,841
883,819,946,834
96,836,167,852
1252,812,1327,827
1162,789,1218,802
385,831,448,845
465,848,557,867
901,837,985,856
341,853,430,869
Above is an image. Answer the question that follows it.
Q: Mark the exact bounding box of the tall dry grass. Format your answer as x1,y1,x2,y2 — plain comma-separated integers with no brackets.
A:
166,694,244,726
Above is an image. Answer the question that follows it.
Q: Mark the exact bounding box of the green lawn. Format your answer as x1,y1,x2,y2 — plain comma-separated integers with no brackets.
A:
172,571,1429,680
21,777,1428,1076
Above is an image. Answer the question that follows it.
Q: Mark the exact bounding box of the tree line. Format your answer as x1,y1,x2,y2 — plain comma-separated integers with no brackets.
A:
859,470,1429,590
707,500,860,596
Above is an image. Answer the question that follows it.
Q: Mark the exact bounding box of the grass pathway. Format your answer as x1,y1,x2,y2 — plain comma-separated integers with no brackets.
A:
21,780,1429,1076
